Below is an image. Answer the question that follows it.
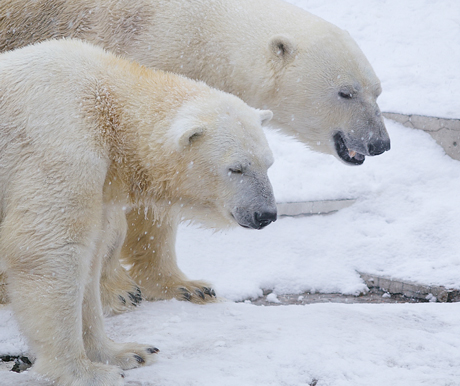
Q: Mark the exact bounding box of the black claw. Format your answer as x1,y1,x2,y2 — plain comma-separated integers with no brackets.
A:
195,289,206,300
147,347,160,354
128,286,143,306
10,356,32,373
118,295,126,305
203,287,216,297
134,354,145,364
179,287,192,301
120,371,125,378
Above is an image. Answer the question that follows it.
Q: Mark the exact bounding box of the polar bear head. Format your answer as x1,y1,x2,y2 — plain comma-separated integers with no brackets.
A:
164,91,277,230
262,24,390,165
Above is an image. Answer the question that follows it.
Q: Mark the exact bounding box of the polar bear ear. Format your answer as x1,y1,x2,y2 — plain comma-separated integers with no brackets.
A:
169,114,206,150
258,109,273,126
177,126,205,149
268,34,297,64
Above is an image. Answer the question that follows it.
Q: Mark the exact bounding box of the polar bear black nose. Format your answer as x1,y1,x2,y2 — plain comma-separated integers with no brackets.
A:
254,210,277,229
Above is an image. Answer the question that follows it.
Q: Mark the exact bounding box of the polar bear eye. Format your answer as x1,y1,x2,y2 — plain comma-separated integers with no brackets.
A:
338,91,353,99
229,167,243,174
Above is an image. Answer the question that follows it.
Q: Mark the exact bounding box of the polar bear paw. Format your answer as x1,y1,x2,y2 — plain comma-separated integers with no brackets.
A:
179,283,217,303
100,266,143,315
111,343,159,370
88,342,159,371
141,278,218,304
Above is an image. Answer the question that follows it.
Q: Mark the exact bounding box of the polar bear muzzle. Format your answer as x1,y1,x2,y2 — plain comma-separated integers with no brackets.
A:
232,206,277,230
333,131,391,166
226,157,277,230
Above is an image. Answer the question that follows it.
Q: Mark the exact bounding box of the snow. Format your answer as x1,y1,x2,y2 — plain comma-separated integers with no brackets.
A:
2,301,460,385
1,1,460,385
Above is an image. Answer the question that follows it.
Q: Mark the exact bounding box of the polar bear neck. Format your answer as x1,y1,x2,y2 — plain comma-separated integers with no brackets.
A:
84,58,209,210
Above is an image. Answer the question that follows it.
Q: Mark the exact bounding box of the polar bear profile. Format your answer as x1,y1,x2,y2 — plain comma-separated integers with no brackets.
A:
0,0,390,312
0,39,275,385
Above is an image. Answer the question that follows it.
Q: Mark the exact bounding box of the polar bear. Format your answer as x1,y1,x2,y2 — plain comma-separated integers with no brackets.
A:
0,39,275,385
0,0,390,312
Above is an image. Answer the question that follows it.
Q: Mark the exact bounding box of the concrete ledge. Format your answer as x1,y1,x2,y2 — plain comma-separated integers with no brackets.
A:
277,199,356,217
359,272,460,302
383,112,460,160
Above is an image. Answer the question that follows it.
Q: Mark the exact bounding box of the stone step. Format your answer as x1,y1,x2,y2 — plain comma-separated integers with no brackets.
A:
277,199,356,217
358,272,460,303
383,112,460,160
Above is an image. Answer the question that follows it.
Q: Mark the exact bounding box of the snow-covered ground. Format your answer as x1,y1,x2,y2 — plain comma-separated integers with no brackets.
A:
1,1,460,385
2,301,460,386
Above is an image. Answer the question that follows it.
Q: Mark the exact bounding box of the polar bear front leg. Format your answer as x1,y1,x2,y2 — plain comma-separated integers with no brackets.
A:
84,206,159,369
2,207,124,386
120,207,217,304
